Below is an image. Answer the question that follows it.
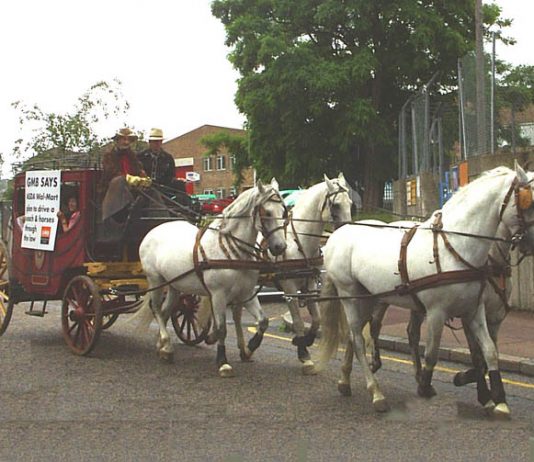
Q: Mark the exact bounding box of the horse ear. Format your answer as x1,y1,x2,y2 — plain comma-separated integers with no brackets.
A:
338,172,347,185
515,159,529,184
256,179,265,194
270,177,280,191
324,174,335,192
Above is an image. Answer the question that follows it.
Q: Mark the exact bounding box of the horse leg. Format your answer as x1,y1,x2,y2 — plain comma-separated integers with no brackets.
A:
337,340,354,397
466,302,510,419
239,296,269,361
455,318,494,412
417,309,445,398
210,293,234,378
369,302,388,373
231,305,249,361
284,284,314,373
407,310,425,383
148,284,174,362
342,297,389,413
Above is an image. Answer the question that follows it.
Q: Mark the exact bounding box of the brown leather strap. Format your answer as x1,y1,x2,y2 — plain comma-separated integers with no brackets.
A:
432,212,443,273
193,226,211,296
499,177,517,221
397,225,426,312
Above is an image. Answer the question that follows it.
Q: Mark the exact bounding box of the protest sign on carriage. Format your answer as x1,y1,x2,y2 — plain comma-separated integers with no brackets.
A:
21,170,61,251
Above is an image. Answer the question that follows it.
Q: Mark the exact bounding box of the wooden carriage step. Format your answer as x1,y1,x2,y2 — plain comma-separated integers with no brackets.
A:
24,300,48,317
25,309,48,317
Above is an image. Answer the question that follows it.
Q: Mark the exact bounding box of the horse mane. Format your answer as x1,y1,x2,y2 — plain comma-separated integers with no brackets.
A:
441,166,512,212
218,186,273,234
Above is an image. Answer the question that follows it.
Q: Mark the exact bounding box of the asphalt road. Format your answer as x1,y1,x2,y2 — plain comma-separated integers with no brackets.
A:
1,299,534,462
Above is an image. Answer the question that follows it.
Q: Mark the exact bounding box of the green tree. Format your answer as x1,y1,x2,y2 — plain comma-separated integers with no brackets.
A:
495,64,534,152
11,79,130,161
212,0,508,208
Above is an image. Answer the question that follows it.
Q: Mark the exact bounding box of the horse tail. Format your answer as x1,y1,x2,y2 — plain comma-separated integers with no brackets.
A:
315,275,349,371
196,296,212,330
128,295,154,334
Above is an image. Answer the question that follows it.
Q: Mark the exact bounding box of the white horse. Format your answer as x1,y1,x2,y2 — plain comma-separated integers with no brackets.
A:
135,179,288,377
232,174,353,374
318,164,534,417
367,218,514,411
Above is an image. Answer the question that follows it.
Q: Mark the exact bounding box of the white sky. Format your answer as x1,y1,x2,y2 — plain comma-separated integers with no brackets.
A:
0,0,532,177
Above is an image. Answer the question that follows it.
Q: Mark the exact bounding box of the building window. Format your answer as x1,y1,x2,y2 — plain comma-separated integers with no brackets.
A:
216,154,226,171
230,186,237,197
229,155,236,169
203,156,214,171
216,188,225,199
203,188,214,195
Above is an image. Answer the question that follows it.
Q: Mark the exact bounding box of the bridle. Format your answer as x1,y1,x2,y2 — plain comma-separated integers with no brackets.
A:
320,183,350,227
499,177,534,250
253,191,289,240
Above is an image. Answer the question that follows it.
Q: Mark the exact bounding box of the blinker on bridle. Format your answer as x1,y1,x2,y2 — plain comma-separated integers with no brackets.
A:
254,192,289,240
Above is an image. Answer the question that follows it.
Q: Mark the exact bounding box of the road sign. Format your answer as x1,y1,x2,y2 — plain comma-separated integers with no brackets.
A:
186,171,200,182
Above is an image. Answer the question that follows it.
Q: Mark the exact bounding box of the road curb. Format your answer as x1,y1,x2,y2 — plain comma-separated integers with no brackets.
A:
281,313,534,378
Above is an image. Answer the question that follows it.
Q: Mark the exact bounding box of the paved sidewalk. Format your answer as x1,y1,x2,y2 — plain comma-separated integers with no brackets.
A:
282,306,534,376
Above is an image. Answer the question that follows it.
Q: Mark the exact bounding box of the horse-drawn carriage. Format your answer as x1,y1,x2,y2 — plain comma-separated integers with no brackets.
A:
0,163,211,355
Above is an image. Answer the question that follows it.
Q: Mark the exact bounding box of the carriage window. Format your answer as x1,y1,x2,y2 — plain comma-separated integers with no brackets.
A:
14,186,25,217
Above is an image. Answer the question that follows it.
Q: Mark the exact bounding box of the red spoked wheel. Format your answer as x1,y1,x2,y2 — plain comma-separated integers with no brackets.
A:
171,294,211,345
101,294,125,330
0,241,12,336
62,275,103,355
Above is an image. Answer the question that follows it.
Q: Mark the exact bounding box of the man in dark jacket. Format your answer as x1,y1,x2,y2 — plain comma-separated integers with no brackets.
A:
137,128,190,206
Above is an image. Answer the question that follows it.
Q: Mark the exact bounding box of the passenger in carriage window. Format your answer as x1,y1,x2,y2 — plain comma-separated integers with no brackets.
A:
57,195,80,232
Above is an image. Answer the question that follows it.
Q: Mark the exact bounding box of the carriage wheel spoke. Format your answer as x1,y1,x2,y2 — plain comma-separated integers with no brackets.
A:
68,320,79,335
179,313,187,333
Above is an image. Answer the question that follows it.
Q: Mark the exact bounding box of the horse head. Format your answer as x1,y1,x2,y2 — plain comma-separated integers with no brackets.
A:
254,178,287,256
323,173,352,229
503,162,534,255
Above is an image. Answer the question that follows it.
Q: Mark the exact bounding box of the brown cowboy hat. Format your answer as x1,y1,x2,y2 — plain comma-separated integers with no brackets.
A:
113,127,138,141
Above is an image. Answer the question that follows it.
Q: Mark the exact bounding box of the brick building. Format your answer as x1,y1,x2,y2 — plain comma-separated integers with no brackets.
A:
163,125,254,197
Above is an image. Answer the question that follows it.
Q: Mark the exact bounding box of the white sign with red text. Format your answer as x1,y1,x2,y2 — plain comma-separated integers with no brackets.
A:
22,170,61,251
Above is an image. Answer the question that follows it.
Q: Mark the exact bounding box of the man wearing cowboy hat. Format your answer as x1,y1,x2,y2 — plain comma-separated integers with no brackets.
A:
137,128,176,188
137,128,190,205
101,127,147,224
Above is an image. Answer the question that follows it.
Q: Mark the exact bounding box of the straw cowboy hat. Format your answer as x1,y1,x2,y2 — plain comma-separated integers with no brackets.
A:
113,127,138,140
149,128,164,141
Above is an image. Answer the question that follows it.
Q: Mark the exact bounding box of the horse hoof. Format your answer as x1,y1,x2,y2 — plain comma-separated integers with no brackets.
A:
453,372,468,387
218,364,235,378
370,361,382,374
373,397,390,413
417,384,437,398
158,350,174,362
205,334,217,345
302,360,317,376
240,348,253,362
337,382,352,397
492,403,511,420
483,400,496,415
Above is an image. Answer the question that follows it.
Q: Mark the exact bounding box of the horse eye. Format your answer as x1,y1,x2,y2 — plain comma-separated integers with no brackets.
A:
265,211,272,217
331,204,340,210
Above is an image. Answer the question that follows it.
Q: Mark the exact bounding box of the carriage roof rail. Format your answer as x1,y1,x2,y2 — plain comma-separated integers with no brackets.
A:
12,152,103,172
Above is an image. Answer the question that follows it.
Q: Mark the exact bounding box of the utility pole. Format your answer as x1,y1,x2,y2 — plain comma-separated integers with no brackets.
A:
475,0,487,155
